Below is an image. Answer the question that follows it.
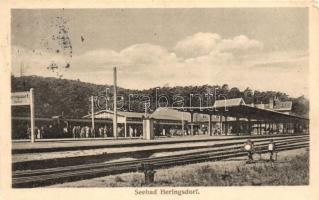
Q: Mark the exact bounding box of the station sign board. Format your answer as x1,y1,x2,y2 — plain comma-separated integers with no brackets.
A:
11,91,31,106
11,89,35,143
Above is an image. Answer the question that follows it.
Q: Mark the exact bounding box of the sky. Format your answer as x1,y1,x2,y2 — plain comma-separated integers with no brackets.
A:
11,8,309,97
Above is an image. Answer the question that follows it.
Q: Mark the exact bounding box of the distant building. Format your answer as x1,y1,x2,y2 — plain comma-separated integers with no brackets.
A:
247,97,292,115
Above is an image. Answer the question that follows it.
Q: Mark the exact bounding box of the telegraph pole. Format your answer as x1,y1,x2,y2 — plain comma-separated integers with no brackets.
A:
105,87,109,110
30,88,35,143
113,67,118,139
91,96,95,131
144,102,148,117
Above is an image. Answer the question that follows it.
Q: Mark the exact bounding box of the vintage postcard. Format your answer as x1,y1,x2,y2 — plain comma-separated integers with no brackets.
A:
0,1,319,200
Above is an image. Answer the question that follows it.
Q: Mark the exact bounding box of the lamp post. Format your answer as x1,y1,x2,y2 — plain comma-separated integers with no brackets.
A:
30,88,35,143
105,87,109,110
113,67,118,139
91,96,95,132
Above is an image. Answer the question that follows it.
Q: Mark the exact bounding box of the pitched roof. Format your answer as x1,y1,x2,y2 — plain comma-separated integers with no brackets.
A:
150,108,192,121
118,111,145,118
84,108,221,122
150,108,220,122
83,110,144,119
214,98,246,108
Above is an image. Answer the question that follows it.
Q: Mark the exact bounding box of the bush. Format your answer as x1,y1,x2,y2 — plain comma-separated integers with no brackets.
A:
135,152,309,186
129,174,144,187
114,176,124,182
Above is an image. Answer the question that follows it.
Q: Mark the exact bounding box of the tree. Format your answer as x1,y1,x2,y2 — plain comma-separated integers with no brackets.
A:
11,75,309,118
221,84,229,95
291,95,309,117
242,87,254,104
228,87,241,99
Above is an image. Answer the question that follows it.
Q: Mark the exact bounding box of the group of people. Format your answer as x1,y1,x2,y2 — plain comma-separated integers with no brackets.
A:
18,124,145,139
25,125,60,139
71,125,143,138
71,126,101,138
25,125,113,139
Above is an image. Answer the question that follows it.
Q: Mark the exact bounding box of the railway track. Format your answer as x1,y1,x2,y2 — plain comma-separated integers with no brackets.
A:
12,133,309,154
12,134,309,188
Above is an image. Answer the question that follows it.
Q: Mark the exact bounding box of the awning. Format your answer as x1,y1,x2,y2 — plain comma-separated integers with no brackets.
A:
172,105,308,123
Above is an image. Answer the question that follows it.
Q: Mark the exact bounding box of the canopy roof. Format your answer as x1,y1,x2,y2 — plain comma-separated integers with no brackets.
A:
151,107,220,122
173,98,308,123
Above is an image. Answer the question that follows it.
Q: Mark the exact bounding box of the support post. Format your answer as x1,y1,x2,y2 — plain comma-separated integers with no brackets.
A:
220,115,223,134
282,122,287,134
143,117,154,140
208,114,212,136
113,67,118,139
295,122,299,133
236,117,239,136
225,116,228,135
91,96,95,132
285,122,287,134
247,118,251,135
181,111,185,135
190,112,194,135
30,88,35,143
288,122,290,134
124,117,127,138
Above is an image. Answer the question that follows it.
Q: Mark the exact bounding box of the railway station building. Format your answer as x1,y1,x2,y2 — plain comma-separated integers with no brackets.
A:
12,98,309,140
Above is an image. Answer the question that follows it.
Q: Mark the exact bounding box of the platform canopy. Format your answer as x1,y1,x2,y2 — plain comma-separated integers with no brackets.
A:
172,98,308,123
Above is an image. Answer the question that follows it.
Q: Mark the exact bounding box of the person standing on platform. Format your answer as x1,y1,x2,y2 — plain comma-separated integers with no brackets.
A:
75,126,80,138
72,126,76,138
40,126,45,139
129,126,133,138
80,126,85,138
85,126,90,138
91,127,95,138
26,127,31,139
37,127,41,139
104,126,109,137
98,127,103,138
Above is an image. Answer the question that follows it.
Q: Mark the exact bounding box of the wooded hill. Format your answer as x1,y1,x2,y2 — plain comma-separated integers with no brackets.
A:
11,75,309,118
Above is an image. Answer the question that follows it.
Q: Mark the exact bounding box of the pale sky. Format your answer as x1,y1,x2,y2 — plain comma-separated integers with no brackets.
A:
11,8,309,97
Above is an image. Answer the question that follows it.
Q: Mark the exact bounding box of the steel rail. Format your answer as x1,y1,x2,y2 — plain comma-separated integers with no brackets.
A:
12,135,309,188
13,136,308,176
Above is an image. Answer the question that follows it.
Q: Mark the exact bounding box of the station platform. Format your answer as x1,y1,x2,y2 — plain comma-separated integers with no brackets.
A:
12,134,300,154
12,135,241,154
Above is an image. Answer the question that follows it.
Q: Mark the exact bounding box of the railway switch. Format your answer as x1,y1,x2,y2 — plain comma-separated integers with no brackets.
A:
140,162,156,185
244,139,254,163
268,139,277,162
